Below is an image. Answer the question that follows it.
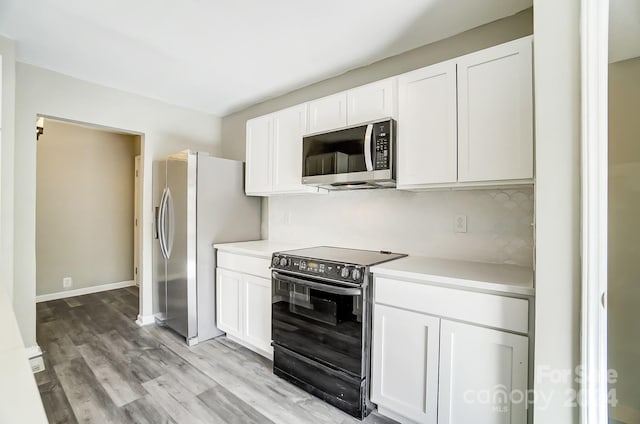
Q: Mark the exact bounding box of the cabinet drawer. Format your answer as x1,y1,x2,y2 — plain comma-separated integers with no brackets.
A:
217,251,271,279
374,277,528,334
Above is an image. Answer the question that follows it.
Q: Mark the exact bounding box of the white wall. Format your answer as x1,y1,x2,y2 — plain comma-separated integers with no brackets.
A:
608,57,640,421
36,119,138,296
533,0,582,423
221,9,535,268
0,36,16,300
14,62,221,349
269,188,534,267
221,9,533,161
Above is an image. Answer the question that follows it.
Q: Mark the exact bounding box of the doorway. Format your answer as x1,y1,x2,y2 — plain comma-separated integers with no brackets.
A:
35,117,142,309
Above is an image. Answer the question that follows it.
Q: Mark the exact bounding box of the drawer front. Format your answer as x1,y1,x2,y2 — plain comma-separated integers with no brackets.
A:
374,277,529,334
217,251,271,279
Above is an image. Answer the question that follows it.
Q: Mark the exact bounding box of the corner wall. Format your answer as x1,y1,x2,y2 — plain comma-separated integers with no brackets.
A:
14,63,221,349
0,35,16,300
533,0,581,422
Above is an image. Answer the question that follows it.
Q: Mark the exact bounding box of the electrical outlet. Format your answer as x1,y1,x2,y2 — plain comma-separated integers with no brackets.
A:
455,215,467,233
63,277,73,289
29,356,45,374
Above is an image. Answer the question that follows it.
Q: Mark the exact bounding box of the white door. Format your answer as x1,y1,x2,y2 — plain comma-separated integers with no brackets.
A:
457,36,533,182
272,104,308,193
242,275,272,353
216,268,243,337
397,61,458,188
371,304,440,424
245,115,272,195
307,92,347,134
438,320,528,424
347,78,396,125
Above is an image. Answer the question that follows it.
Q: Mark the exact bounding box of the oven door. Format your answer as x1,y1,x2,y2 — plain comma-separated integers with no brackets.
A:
271,270,365,377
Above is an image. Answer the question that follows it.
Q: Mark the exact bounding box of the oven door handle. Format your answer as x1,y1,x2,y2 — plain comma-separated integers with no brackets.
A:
272,271,363,296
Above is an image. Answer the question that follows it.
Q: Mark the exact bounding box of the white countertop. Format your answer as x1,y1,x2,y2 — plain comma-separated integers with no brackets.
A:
213,240,310,259
371,256,534,296
0,286,49,424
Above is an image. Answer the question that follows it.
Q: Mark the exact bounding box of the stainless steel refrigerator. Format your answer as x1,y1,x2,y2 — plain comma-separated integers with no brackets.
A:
153,150,261,345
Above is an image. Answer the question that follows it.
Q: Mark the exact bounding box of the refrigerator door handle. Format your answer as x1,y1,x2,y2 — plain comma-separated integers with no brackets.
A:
154,206,160,240
158,187,169,260
164,188,175,259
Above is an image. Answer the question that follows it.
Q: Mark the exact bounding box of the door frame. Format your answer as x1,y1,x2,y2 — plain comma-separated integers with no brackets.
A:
580,0,609,422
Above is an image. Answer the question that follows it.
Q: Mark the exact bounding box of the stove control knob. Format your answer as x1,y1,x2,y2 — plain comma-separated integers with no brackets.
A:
351,268,361,281
279,257,288,267
272,256,279,267
341,266,351,279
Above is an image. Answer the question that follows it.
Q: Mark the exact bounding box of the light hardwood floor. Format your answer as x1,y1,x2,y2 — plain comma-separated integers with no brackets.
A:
35,287,396,424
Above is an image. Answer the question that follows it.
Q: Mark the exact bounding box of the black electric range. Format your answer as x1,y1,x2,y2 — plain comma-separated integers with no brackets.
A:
270,246,406,419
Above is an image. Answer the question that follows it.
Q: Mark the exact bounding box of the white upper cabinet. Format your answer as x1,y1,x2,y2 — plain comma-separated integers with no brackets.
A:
245,115,272,195
457,37,534,182
397,61,458,188
272,104,308,192
307,92,347,134
307,78,397,134
438,320,529,424
245,104,317,196
371,304,440,424
347,78,397,126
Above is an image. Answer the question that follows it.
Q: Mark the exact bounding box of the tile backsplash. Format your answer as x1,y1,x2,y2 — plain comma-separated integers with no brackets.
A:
266,187,534,268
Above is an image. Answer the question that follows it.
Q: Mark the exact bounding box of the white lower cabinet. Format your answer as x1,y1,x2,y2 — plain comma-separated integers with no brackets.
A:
242,275,272,353
371,278,530,424
438,320,528,424
216,268,243,338
371,305,440,424
216,261,272,358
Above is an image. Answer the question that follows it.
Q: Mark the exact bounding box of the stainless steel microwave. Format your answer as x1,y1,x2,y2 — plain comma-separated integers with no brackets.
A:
302,118,396,190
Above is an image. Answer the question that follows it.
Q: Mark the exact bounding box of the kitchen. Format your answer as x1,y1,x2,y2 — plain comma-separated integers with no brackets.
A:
0,0,632,423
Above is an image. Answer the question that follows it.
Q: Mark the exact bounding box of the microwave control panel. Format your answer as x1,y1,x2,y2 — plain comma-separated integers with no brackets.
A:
374,121,392,170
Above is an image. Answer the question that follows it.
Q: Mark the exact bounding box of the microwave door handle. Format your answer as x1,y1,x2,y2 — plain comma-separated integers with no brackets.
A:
272,271,363,296
363,124,374,171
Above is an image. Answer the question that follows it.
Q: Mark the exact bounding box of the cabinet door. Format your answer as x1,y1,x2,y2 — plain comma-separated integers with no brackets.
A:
216,268,243,337
397,62,457,187
242,275,272,353
347,78,396,125
307,92,347,134
272,104,308,193
438,320,528,424
371,304,440,424
457,37,533,182
245,115,272,195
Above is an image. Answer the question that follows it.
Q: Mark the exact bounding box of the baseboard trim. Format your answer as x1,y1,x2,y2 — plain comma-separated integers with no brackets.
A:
136,314,155,327
36,280,136,303
25,345,43,359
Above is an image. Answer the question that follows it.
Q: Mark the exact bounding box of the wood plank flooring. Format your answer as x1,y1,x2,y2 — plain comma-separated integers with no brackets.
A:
36,287,396,424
